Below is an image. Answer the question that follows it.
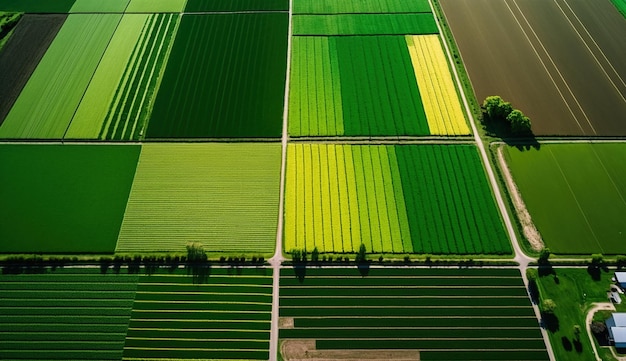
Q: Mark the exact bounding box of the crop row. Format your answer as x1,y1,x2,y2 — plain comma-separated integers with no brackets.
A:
293,316,540,328
281,327,541,339
294,0,431,14
285,144,510,254
293,13,438,35
316,339,546,350
116,143,280,253
406,34,470,135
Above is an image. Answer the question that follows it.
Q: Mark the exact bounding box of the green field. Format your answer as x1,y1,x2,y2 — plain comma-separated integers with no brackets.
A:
504,143,626,254
280,268,549,361
289,36,429,136
146,13,288,138
0,14,121,139
116,143,280,254
0,269,138,360
293,14,438,35
124,268,272,360
70,0,129,12
0,144,140,253
285,144,510,254
294,0,431,14
67,13,179,140
0,0,76,13
611,0,626,18
185,0,288,12
125,0,187,13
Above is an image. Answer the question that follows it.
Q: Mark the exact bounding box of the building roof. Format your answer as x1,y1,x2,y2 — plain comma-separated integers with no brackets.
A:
610,313,626,327
616,272,626,284
611,327,626,344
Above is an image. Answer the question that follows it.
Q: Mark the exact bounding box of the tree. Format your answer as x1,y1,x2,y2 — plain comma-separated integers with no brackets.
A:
355,244,367,264
482,95,513,121
591,253,604,267
542,299,557,314
526,268,538,282
591,321,606,334
573,325,581,341
507,109,532,135
311,247,319,263
291,249,301,263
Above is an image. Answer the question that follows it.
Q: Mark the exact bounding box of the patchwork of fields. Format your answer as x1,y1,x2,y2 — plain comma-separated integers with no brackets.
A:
285,144,510,255
504,143,626,254
280,268,549,361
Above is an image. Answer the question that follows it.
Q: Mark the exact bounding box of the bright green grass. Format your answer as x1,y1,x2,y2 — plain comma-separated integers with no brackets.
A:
0,12,21,51
0,14,121,139
125,0,186,12
146,13,288,138
0,0,75,13
65,14,146,139
293,14,438,35
294,0,431,14
505,143,626,254
335,36,429,136
288,36,430,136
124,270,271,360
0,270,138,361
70,0,129,12
535,268,625,361
185,0,287,11
0,144,140,253
280,268,548,360
285,144,510,255
116,143,281,253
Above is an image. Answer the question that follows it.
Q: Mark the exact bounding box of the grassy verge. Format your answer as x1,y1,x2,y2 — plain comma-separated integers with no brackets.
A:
535,267,626,361
0,12,22,51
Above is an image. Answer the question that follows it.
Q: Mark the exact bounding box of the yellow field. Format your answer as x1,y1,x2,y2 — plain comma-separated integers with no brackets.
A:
406,35,470,135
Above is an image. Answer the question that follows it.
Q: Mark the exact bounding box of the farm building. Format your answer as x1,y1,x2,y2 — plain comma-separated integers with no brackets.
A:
606,313,626,348
615,272,626,289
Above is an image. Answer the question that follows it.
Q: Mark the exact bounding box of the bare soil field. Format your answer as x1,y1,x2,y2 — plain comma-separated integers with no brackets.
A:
441,0,626,136
0,14,66,124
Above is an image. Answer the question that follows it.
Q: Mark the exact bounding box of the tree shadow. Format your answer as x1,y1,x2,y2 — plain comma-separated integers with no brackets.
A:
482,115,540,151
542,312,560,333
573,339,583,353
528,279,540,304
562,336,572,351
587,265,602,281
357,261,370,277
294,263,306,283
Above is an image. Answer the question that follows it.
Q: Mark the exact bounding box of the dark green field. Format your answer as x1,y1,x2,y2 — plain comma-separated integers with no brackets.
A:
0,269,138,360
185,0,288,12
0,0,76,13
0,144,140,253
124,268,273,360
280,268,548,361
146,13,288,138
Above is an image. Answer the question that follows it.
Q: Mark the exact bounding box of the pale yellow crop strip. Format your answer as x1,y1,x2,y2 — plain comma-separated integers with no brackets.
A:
318,145,334,252
303,144,315,251
295,144,306,251
406,35,470,135
343,145,360,252
285,145,297,252
327,145,344,253
310,144,324,252
335,145,352,252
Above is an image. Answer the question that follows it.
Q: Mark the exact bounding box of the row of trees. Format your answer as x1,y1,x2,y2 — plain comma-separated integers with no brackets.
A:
482,95,532,136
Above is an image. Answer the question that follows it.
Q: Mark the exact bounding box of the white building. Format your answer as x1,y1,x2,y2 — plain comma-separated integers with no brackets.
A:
606,313,626,348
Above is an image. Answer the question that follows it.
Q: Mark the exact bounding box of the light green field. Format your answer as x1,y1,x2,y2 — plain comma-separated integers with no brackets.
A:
0,14,121,139
293,14,438,35
116,143,281,254
66,14,147,139
70,0,129,12
505,143,626,254
125,0,186,12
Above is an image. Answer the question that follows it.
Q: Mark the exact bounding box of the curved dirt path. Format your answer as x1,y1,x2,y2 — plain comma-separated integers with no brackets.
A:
585,302,615,361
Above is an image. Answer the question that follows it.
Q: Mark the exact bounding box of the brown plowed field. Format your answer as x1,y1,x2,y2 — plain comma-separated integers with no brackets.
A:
0,14,66,124
441,0,626,136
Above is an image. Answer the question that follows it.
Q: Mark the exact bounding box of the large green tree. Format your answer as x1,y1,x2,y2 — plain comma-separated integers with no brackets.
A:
507,109,532,135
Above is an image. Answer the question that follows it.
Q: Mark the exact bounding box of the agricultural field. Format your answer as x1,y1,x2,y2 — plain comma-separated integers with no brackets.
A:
70,0,130,13
612,0,626,17
280,268,549,361
441,0,626,135
185,0,288,12
0,14,121,139
146,13,288,139
504,143,626,255
125,268,272,360
125,0,187,13
66,13,179,140
293,13,437,36
0,0,76,13
116,143,281,254
289,35,470,137
285,144,510,254
0,269,138,360
0,144,140,254
0,14,66,123
294,0,431,14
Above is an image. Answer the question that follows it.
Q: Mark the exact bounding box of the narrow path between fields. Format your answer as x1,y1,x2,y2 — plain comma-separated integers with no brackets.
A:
269,0,294,359
428,0,553,359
